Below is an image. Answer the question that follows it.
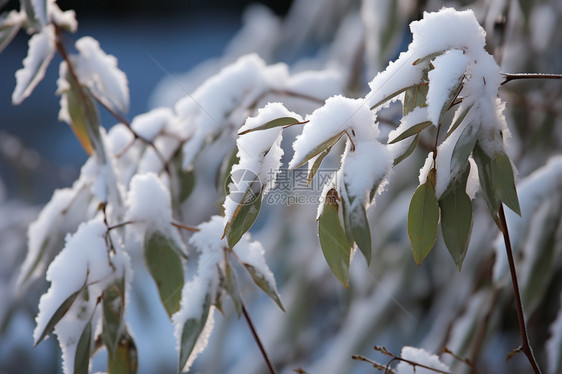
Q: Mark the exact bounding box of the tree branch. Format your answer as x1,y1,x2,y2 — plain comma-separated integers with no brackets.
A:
501,73,562,86
498,204,542,374
241,301,277,374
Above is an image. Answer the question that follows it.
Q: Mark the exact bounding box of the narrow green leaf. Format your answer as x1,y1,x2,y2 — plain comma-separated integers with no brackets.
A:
243,263,285,311
439,165,473,270
349,203,372,265
34,287,82,346
393,134,419,166
370,83,428,110
388,121,431,144
291,131,345,169
217,260,242,317
318,189,353,288
473,144,501,223
438,81,464,124
224,177,263,248
403,83,429,115
179,293,211,372
449,121,479,179
492,152,521,216
144,231,184,318
102,280,125,357
407,181,440,265
307,146,331,186
238,117,302,135
446,104,473,138
108,331,138,374
412,51,446,65
74,321,92,374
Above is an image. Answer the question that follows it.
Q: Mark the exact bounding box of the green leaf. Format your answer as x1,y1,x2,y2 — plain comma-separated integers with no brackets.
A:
349,203,372,265
102,280,125,357
291,131,345,169
34,287,83,346
144,231,184,318
217,260,242,317
403,83,429,115
446,104,473,138
224,176,263,248
407,180,440,265
0,11,22,54
492,152,521,216
179,293,211,372
238,117,303,135
393,134,419,166
412,50,446,65
473,144,501,223
318,189,353,288
307,146,331,186
439,165,473,270
449,121,479,179
74,320,92,374
370,83,428,110
108,331,138,374
388,121,431,144
217,147,239,192
243,263,285,311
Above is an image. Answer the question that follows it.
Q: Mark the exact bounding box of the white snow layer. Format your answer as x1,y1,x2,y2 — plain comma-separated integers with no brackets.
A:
12,24,56,105
395,346,450,374
131,107,173,141
224,103,302,223
72,37,130,113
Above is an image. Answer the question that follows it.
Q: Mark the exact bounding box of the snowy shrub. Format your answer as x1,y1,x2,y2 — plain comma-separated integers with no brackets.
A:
2,0,562,373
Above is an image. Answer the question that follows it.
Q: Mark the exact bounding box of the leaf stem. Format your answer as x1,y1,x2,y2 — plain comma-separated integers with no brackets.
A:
241,301,277,374
501,73,562,85
498,204,542,374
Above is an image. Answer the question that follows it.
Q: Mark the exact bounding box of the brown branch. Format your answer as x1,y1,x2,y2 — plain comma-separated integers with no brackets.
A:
498,204,542,374
501,73,562,86
170,221,200,232
241,301,277,374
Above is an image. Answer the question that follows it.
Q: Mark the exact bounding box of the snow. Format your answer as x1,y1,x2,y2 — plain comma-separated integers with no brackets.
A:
131,108,173,142
73,37,130,113
125,173,173,235
290,95,374,169
48,0,77,32
465,158,479,199
286,69,342,101
224,103,302,223
235,237,278,295
12,24,56,105
395,346,450,374
426,49,468,126
418,152,434,185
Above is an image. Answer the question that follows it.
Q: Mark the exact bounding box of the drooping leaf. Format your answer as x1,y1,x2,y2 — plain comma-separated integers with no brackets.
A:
318,188,353,288
307,146,331,186
446,104,473,138
393,134,419,166
492,152,521,216
108,331,138,374
473,144,501,223
388,121,431,144
238,117,303,135
403,83,429,115
370,82,428,110
224,176,263,249
0,11,22,54
144,231,184,318
291,131,345,169
449,121,479,179
102,280,125,357
34,287,83,346
12,24,55,105
439,165,473,270
217,260,242,317
438,81,464,124
179,293,211,372
243,263,285,311
349,202,372,265
74,320,92,374
412,50,446,65
407,180,440,265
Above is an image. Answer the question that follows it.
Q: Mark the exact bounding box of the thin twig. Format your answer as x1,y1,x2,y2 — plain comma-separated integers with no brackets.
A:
501,73,562,86
170,221,200,232
241,301,277,374
498,204,542,374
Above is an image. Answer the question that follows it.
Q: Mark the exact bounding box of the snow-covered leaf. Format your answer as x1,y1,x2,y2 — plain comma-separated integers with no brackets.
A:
388,121,431,144
102,280,125,357
12,24,55,104
407,179,439,265
473,144,501,223
0,10,24,54
178,292,212,373
243,263,284,311
348,201,372,265
492,152,521,216
445,104,472,138
307,146,332,186
292,130,345,169
439,164,473,270
238,116,302,135
318,188,353,288
34,287,82,346
412,50,445,65
449,121,479,179
370,83,426,111
108,332,138,374
217,260,242,317
393,134,419,166
144,231,184,318
73,320,92,374
20,0,47,30
403,81,428,115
